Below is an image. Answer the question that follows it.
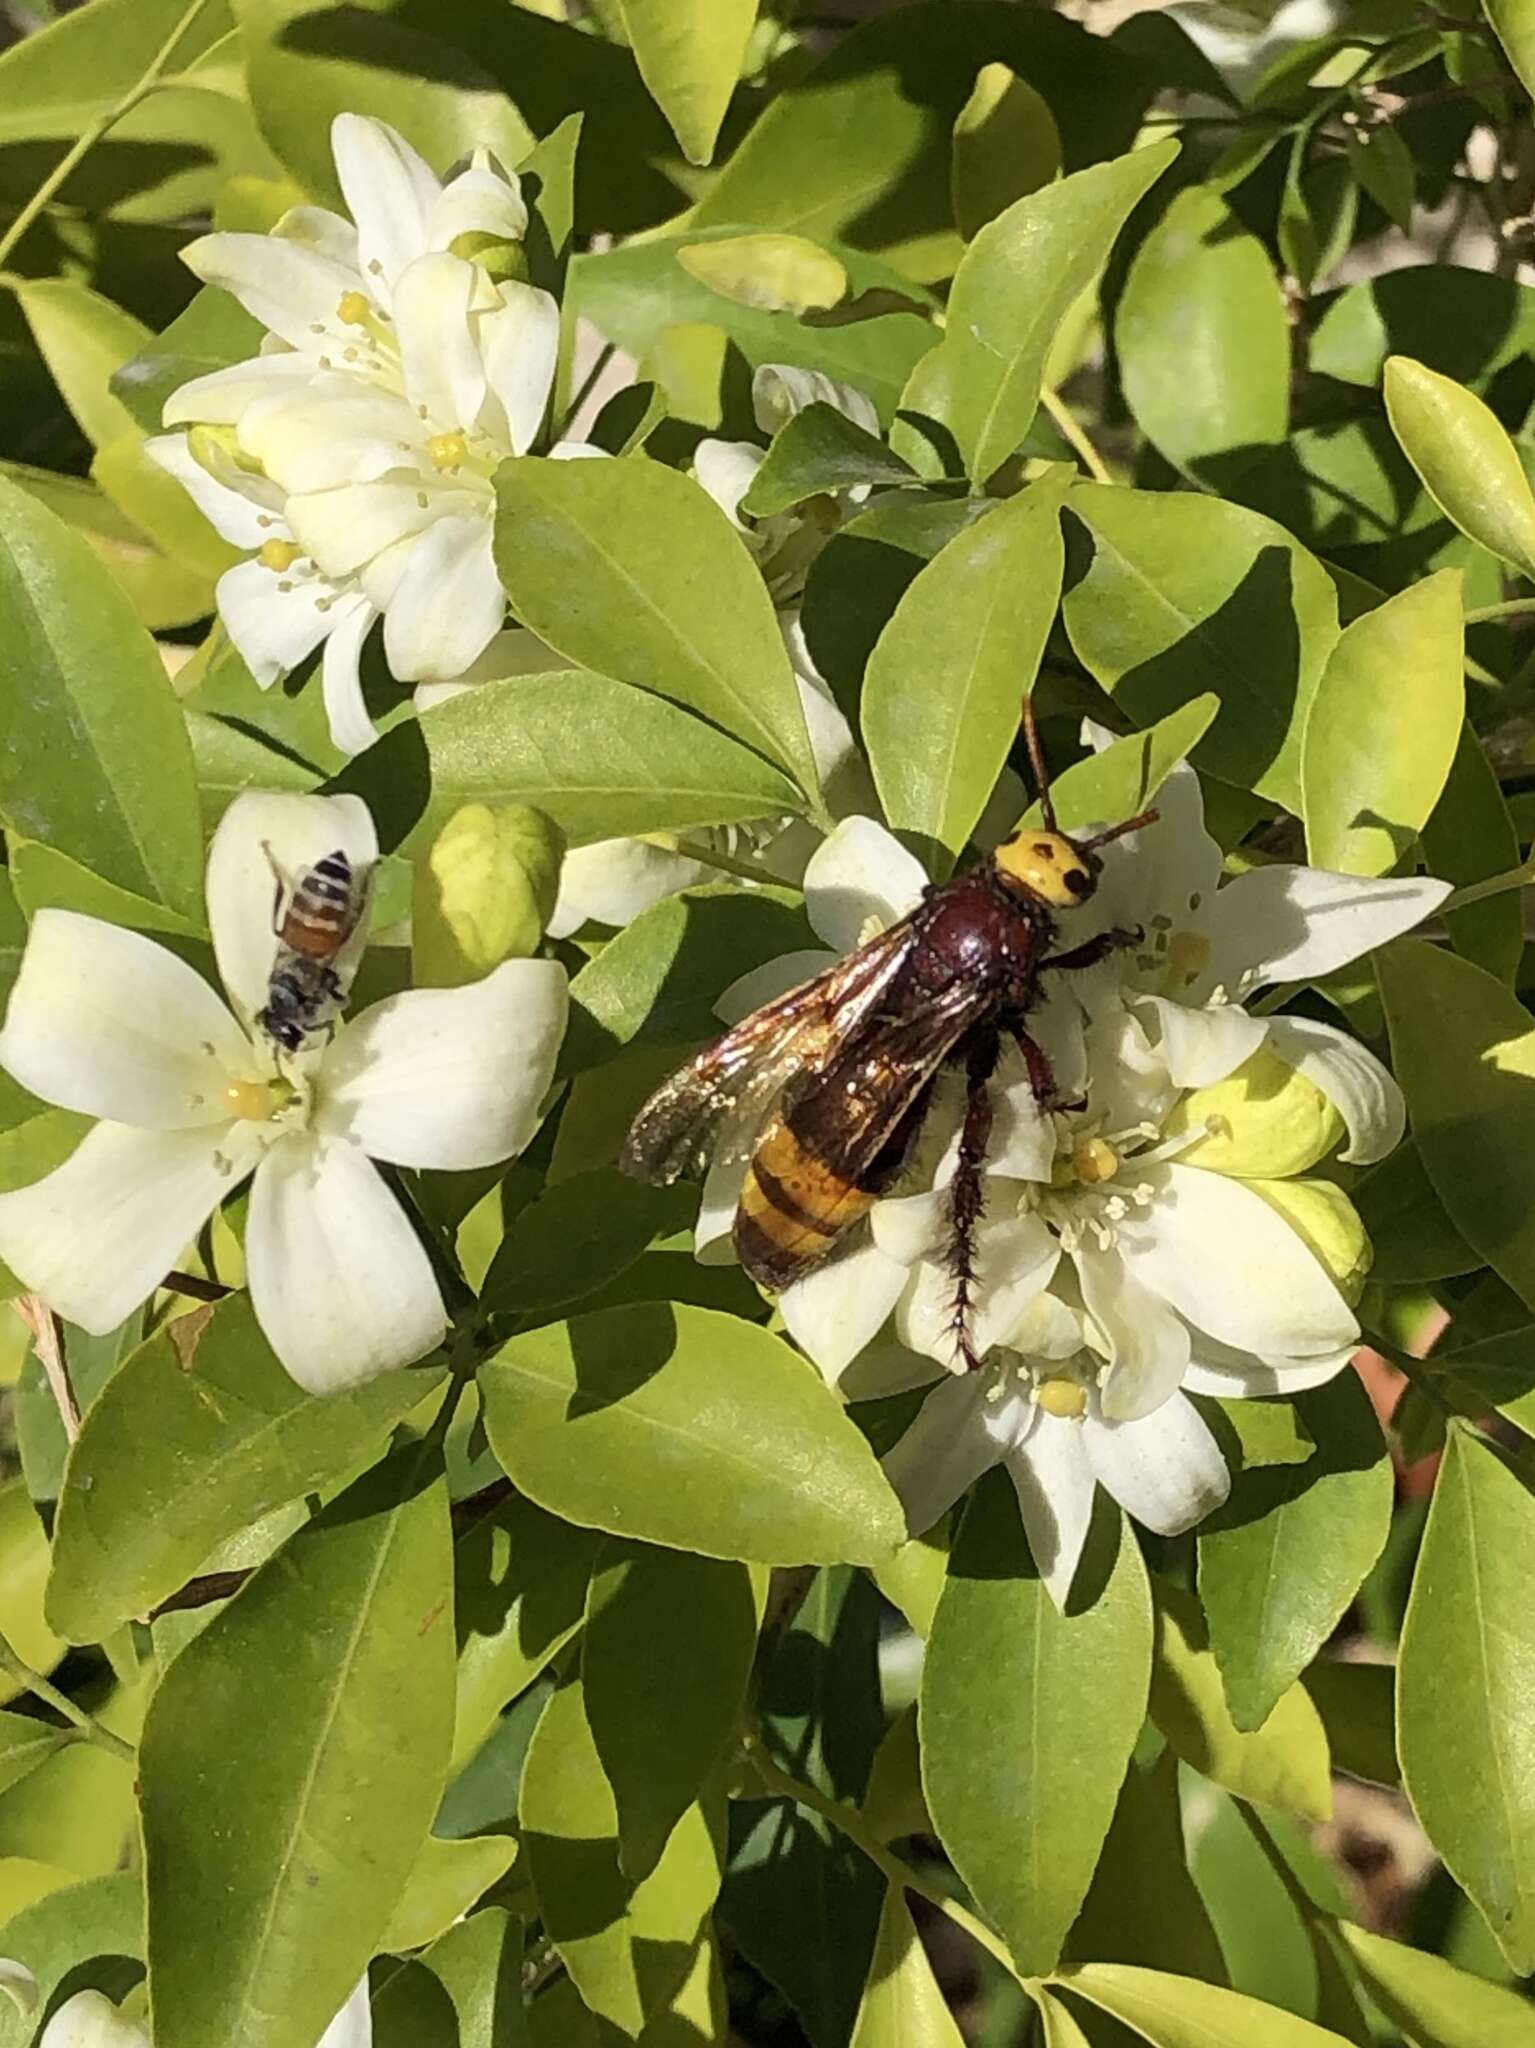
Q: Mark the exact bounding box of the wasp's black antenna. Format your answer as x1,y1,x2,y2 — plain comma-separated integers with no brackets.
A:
1021,694,1058,832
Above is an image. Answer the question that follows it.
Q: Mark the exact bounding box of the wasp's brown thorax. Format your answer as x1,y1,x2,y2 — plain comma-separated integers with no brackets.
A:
902,867,1054,1002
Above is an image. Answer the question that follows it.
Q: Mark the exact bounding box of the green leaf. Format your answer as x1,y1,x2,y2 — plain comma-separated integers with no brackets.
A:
0,0,231,138
862,475,1068,866
0,1873,142,2048
0,460,208,635
849,1884,964,2048
921,1480,1152,1977
8,838,205,940
111,285,265,439
1346,122,1416,232
1067,1746,1226,1984
15,280,149,456
0,1115,89,1299
1421,722,1524,984
1483,0,1535,100
521,1676,722,2035
0,1716,67,1802
141,1449,456,2048
1064,1962,1358,2046
423,1908,527,2048
582,1541,756,1876
676,233,848,315
895,140,1177,483
616,0,755,165
1278,149,1357,294
1310,266,1535,390
339,672,800,855
741,405,918,521
0,473,203,916
1354,1140,1479,1285
0,1483,63,1703
1061,484,1340,811
381,1833,518,1951
950,63,1060,243
1300,1662,1398,1788
479,1306,904,1567
451,1493,601,1770
1384,355,1535,579
1332,1918,1535,2047
1148,1578,1332,1821
238,0,533,209
1398,1425,1535,1973
1198,1374,1393,1733
492,457,818,799
1117,186,1289,486
759,1564,883,1803
45,1295,440,1643
1020,697,1220,835
1378,939,1535,1316
480,1170,693,1323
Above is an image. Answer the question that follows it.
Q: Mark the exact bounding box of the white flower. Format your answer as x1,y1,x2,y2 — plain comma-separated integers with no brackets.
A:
33,1988,149,2048
148,115,568,753
0,793,567,1394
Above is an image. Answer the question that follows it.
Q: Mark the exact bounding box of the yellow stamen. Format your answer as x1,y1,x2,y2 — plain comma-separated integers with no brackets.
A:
1072,1137,1120,1186
257,538,302,573
427,430,469,471
1034,1378,1087,1419
337,289,373,325
219,1079,278,1122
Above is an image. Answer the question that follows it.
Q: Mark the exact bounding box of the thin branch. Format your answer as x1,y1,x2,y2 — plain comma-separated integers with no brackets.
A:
1040,386,1112,487
1465,597,1535,625
161,1269,233,1304
0,1628,136,1765
15,1295,78,1443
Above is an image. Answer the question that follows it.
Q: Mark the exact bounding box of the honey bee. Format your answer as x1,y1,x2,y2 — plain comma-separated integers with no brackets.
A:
621,706,1157,1368
256,846,371,1054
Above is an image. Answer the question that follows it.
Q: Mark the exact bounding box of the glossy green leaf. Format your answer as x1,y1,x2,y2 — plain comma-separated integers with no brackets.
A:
582,1541,756,1875
1037,1991,1095,2048
1279,149,1358,294
8,838,204,940
423,1908,526,2048
616,0,755,165
1061,484,1340,810
521,1676,722,2035
1333,1917,1535,2047
1064,1962,1358,2046
1198,1373,1393,1732
1354,1140,1479,1285
896,141,1177,482
0,1716,67,1803
1384,355,1535,579
1067,1745,1225,1984
0,1873,142,2048
677,231,848,315
1020,697,1220,835
1302,570,1464,875
339,672,801,856
1310,266,1535,390
0,461,208,635
478,1306,904,1567
1117,186,1289,485
1421,722,1523,984
493,457,819,798
921,1480,1153,1977
1483,0,1535,99
381,1833,518,1951
1378,939,1535,1315
950,63,1060,242
111,285,265,439
1398,1425,1535,1973
1301,1661,1398,1786
0,0,232,139
0,1484,63,1704
1346,122,1416,232
142,1449,456,2048
1149,1579,1333,1821
451,1493,601,1770
758,1564,883,1804
849,1885,964,2048
741,405,918,521
46,1296,439,1643
479,1170,694,1322
862,475,1068,866
0,474,203,916
15,280,150,457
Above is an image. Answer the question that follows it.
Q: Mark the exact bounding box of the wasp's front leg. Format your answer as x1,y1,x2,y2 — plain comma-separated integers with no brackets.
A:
1009,1023,1086,1117
1041,925,1142,975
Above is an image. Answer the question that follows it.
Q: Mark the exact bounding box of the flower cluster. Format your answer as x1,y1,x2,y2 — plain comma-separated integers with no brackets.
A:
148,115,585,754
692,738,1449,1602
0,793,566,1394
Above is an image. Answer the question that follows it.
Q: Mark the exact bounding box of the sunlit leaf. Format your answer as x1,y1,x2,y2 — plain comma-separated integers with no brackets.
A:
1384,355,1535,578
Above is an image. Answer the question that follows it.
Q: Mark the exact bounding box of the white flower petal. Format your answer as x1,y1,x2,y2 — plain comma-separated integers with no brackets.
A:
1261,1012,1404,1165
1205,864,1451,992
145,433,275,547
0,1120,258,1335
247,1133,447,1392
206,792,379,1023
1183,1339,1356,1398
779,1234,909,1382
695,1149,745,1264
1075,1241,1191,1422
1117,1162,1358,1360
161,350,323,428
1004,1409,1096,1608
0,911,249,1128
393,252,485,431
215,558,337,688
1129,992,1267,1091
317,959,566,1169
381,514,504,682
717,950,837,1024
428,154,528,251
321,596,382,756
882,1370,1017,1537
802,817,928,950
692,439,764,530
548,838,710,940
478,282,560,455
287,478,479,580
752,364,880,438
240,383,424,495
180,232,361,351
331,113,441,296
37,1988,150,2048
896,1215,1058,1371
1088,758,1223,952
1085,1389,1230,1535
317,1979,372,2048
276,204,361,270
868,1187,949,1264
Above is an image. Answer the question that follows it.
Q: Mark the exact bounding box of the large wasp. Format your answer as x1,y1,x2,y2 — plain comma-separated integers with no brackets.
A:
622,707,1158,1369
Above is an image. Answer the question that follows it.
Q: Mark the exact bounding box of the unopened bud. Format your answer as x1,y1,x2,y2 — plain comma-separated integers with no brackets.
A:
1164,1047,1344,1179
1247,1176,1372,1305
413,802,564,986
448,230,530,284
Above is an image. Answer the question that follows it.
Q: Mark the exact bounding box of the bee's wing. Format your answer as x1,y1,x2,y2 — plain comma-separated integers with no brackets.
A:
621,914,923,1187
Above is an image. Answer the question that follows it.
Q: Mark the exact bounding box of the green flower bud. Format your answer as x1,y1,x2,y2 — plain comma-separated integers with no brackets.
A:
1247,1175,1373,1305
412,802,564,986
448,230,530,283
1163,1047,1345,1179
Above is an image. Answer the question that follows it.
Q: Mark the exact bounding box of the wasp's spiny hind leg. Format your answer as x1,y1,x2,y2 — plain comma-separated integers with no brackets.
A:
1041,925,1142,975
948,1027,1000,1372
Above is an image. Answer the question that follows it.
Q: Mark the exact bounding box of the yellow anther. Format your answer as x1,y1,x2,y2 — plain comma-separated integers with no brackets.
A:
1165,930,1211,990
427,431,469,471
258,538,302,573
1072,1137,1120,1186
219,1079,278,1122
1034,1378,1088,1419
337,289,373,325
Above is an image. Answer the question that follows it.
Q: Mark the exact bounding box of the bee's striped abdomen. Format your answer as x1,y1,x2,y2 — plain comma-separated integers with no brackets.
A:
734,1118,877,1290
278,850,354,961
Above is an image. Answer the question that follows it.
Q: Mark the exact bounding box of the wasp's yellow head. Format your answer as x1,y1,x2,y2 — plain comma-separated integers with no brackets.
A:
993,829,1097,908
